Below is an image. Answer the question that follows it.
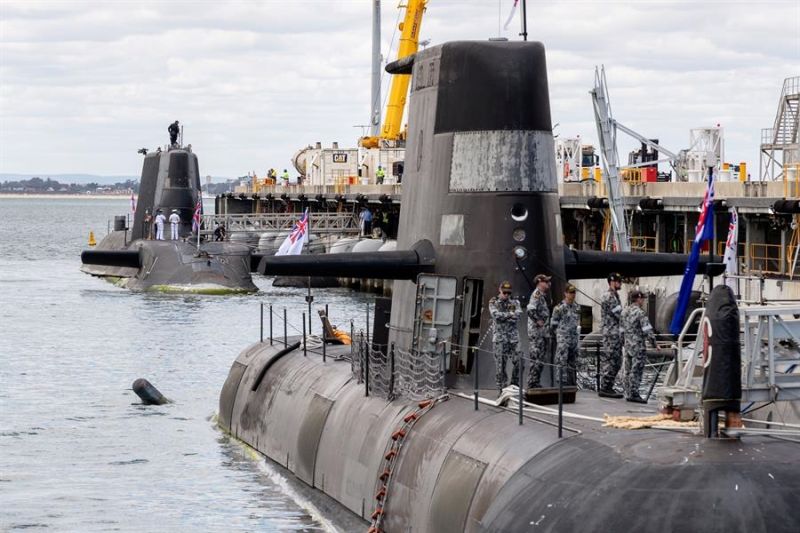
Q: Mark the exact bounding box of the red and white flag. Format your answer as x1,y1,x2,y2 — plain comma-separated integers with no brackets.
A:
503,0,519,30
276,209,309,256
723,208,739,292
192,199,202,232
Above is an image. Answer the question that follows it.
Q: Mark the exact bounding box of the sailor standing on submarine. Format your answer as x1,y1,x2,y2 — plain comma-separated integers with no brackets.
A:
488,281,522,392
550,284,581,387
598,273,625,398
169,209,180,240
154,209,166,241
621,289,656,403
526,274,552,388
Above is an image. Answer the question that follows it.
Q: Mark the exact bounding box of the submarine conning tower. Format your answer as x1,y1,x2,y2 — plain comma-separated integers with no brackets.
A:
131,146,202,241
389,41,562,375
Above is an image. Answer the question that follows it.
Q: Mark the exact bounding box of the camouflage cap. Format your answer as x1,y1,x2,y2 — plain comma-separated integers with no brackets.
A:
499,280,512,292
630,289,645,300
565,284,577,293
607,272,622,282
534,274,552,284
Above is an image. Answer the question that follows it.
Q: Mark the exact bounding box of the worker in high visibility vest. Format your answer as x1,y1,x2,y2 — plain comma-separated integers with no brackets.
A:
281,169,289,185
376,166,386,184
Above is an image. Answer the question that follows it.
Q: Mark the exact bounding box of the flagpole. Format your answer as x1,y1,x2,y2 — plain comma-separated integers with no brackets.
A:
707,166,715,289
520,0,528,41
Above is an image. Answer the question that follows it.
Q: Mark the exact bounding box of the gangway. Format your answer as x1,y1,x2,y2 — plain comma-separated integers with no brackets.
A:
660,304,800,411
202,212,360,235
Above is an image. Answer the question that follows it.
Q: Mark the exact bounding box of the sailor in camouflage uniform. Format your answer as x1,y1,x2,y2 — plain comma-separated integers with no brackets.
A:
526,274,552,388
621,290,656,403
489,281,522,390
598,273,624,398
550,284,581,386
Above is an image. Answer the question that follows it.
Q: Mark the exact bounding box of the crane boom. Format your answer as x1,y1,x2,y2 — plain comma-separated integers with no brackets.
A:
591,66,630,252
360,0,427,148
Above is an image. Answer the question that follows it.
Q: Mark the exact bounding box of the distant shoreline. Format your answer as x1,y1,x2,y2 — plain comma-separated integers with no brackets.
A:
0,193,130,200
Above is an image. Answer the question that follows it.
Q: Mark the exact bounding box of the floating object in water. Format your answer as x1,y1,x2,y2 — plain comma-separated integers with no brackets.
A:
88,231,96,246
132,378,168,405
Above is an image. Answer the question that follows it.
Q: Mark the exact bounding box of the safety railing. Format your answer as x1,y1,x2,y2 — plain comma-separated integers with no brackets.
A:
685,239,710,255
621,168,642,183
749,243,783,276
202,212,360,235
630,235,657,253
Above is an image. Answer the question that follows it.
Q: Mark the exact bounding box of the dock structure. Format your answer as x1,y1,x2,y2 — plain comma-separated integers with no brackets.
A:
216,176,800,299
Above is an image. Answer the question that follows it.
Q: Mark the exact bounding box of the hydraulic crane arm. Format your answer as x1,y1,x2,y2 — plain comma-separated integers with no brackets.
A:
360,0,427,148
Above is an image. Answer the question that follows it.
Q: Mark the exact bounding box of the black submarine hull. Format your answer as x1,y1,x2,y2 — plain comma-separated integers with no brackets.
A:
220,342,800,532
81,231,256,293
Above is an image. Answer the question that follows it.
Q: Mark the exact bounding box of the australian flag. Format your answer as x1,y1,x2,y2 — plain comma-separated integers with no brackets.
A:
670,169,715,335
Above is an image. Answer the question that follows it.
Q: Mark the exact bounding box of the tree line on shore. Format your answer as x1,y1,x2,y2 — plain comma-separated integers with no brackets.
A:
1,176,240,195
0,177,138,194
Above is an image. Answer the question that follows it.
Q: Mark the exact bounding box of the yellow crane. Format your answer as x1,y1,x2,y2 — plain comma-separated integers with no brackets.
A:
360,0,428,149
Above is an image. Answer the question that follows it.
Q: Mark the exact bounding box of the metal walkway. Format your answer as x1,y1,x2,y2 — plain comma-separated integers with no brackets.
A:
202,212,360,235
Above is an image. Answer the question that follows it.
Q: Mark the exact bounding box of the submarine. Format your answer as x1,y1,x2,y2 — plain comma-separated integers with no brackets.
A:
219,40,800,532
80,134,257,294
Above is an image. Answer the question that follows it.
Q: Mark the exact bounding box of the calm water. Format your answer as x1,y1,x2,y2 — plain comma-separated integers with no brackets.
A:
0,197,370,532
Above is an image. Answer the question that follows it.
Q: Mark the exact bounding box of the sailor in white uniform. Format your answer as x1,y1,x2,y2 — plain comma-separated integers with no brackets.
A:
169,209,180,240
154,210,166,240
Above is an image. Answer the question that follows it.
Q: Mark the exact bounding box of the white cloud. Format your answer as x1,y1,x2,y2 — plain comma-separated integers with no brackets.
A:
0,0,798,177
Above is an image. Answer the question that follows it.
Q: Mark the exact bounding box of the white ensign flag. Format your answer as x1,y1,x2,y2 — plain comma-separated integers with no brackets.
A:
723,208,738,293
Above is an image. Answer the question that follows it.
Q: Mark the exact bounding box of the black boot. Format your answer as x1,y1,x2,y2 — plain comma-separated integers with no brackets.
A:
626,393,648,404
598,388,623,399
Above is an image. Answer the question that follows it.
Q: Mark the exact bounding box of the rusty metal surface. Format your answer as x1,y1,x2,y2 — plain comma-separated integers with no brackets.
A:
450,131,556,192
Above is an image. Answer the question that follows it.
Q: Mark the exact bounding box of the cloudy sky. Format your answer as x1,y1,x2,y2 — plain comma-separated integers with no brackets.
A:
1,0,798,179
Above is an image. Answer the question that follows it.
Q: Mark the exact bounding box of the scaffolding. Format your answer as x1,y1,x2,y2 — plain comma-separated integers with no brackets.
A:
760,76,800,181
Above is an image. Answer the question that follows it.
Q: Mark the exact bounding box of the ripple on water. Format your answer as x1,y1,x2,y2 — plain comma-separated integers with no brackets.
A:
2,198,372,531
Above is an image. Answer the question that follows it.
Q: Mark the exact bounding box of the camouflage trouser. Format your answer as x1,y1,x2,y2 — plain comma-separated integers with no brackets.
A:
600,334,623,391
624,343,647,396
527,334,547,388
493,339,521,389
555,338,579,386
